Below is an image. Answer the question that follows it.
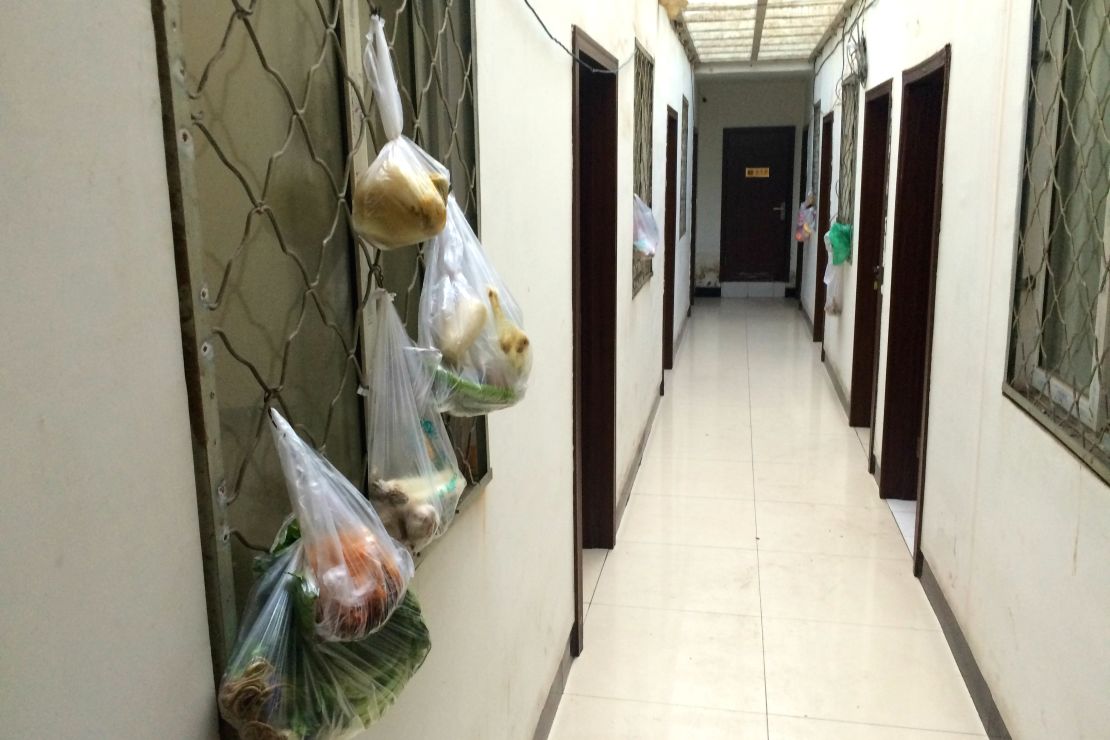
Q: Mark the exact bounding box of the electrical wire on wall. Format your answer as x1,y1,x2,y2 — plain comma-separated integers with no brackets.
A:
519,0,636,73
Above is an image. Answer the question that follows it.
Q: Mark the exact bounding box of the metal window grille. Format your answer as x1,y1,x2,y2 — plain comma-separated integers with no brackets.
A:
681,96,690,237
633,44,655,295
151,0,484,682
838,80,860,223
1006,0,1110,479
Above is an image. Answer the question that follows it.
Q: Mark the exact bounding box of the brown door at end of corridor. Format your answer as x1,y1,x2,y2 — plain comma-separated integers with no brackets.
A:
814,112,834,342
720,126,795,283
880,47,950,577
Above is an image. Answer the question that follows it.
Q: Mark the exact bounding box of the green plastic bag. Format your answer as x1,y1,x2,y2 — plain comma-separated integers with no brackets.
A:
828,222,853,265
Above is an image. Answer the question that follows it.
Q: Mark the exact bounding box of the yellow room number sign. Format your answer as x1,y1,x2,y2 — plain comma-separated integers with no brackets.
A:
745,167,770,178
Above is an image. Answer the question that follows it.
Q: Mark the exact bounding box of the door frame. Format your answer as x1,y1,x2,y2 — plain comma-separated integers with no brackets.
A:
689,128,698,313
849,79,894,429
814,112,834,342
662,107,678,376
789,123,810,299
880,47,951,576
571,26,618,655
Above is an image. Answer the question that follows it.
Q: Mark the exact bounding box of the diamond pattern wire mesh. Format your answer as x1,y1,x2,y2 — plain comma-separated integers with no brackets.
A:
157,0,482,677
634,45,655,294
838,80,859,223
1008,0,1110,474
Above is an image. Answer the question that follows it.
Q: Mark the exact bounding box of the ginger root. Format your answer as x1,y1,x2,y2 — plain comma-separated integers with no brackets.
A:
488,286,531,375
353,149,449,249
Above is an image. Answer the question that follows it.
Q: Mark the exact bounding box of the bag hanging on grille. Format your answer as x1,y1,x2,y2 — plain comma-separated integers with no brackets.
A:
367,291,463,551
418,196,532,416
270,409,414,642
823,230,844,315
219,545,370,738
632,194,660,259
353,14,450,249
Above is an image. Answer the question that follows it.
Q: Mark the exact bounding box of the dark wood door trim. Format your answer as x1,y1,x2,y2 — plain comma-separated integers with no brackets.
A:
663,107,678,374
814,112,834,342
910,45,951,576
689,128,698,314
571,26,618,655
848,84,893,427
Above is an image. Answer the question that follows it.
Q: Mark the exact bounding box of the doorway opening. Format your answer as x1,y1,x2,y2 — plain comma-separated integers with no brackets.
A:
849,81,893,437
663,107,678,377
720,126,795,288
878,48,950,576
814,113,834,341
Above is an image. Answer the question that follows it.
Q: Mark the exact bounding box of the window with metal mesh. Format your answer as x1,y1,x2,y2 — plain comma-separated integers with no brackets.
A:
152,0,483,677
838,80,860,223
1006,0,1110,478
811,102,822,201
681,96,690,237
634,44,655,295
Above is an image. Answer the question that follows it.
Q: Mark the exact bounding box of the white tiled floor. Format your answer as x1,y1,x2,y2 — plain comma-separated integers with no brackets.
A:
552,299,985,740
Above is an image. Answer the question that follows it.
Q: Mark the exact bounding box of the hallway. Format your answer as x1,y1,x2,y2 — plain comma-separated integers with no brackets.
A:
551,299,985,739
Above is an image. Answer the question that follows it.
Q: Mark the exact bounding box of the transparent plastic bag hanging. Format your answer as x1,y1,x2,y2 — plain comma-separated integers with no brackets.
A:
367,292,463,551
823,231,844,315
632,194,660,259
352,15,450,249
418,196,532,416
218,547,302,737
270,409,414,642
795,203,817,242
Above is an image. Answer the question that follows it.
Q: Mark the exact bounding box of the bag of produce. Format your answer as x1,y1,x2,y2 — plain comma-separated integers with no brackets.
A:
270,409,414,642
418,196,532,416
367,292,463,551
353,14,449,249
632,194,659,259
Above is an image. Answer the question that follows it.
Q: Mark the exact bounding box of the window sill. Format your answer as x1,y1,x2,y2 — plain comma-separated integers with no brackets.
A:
1001,384,1110,485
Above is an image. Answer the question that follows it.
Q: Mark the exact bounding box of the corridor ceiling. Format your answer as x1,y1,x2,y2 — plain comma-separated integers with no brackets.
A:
681,0,850,64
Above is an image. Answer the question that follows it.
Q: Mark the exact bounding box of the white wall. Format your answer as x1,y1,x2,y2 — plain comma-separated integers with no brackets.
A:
693,76,810,288
0,4,217,739
811,1,1110,737
362,1,693,738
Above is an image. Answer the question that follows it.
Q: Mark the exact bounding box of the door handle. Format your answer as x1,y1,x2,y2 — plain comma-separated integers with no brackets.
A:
873,264,884,291
772,202,786,221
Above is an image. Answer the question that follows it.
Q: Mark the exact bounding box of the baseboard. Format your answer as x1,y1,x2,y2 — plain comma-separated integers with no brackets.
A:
675,314,691,355
823,355,851,417
532,633,573,740
694,286,721,297
616,390,662,529
799,303,814,335
919,559,1012,740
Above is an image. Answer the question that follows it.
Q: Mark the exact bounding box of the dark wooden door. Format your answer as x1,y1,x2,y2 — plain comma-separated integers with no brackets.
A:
690,129,698,311
879,48,950,578
572,28,618,654
720,126,795,282
849,83,892,428
663,108,678,373
814,113,834,341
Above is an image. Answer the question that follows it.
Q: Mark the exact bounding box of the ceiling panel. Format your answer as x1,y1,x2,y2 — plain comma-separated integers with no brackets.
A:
683,0,849,64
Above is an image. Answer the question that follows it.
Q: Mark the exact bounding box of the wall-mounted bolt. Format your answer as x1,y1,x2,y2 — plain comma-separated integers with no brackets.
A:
200,341,213,359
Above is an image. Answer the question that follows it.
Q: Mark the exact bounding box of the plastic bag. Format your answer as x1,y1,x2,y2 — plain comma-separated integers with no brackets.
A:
367,292,463,551
418,196,532,415
270,409,414,642
828,221,853,265
632,194,659,259
795,203,817,242
823,231,843,315
352,15,449,249
219,543,432,738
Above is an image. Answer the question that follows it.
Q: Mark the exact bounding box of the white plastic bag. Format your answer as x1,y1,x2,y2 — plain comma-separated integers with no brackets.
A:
353,15,449,249
270,410,414,642
632,194,660,259
418,196,532,416
823,231,843,315
367,292,463,551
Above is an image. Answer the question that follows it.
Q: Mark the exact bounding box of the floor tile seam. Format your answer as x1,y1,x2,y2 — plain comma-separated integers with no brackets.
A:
753,544,912,561
587,598,764,620
584,551,608,605
743,307,772,739
757,612,943,633
764,712,989,737
558,690,768,719
630,489,757,502
615,535,759,552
